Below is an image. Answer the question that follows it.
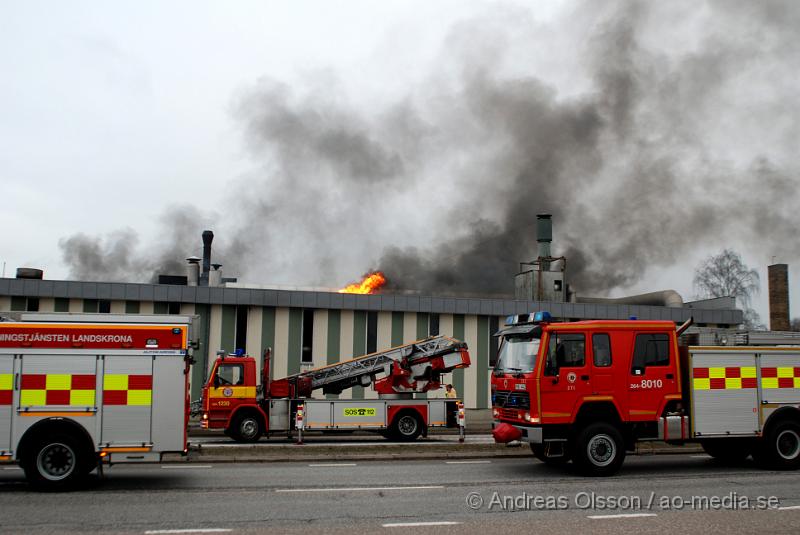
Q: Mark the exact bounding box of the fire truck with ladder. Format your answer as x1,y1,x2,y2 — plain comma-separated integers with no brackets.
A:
200,335,470,442
492,311,800,476
0,313,193,490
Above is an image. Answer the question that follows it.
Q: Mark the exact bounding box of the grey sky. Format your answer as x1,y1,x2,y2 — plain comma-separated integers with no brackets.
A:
1,1,798,322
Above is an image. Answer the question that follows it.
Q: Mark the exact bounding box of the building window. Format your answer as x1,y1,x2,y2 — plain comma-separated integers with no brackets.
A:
489,316,500,367
429,313,440,336
98,300,111,313
154,301,180,314
10,297,26,311
235,305,249,353
125,301,140,314
54,298,69,312
83,299,98,313
301,309,314,363
13,297,40,312
366,311,378,354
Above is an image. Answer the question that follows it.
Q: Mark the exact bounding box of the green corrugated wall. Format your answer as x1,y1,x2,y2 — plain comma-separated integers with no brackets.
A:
326,310,341,398
452,314,465,399
351,310,367,399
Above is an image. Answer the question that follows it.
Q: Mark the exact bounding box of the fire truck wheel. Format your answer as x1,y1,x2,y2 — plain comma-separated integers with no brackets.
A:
755,420,800,470
230,413,263,443
530,444,570,465
390,411,423,441
23,433,89,491
573,422,625,476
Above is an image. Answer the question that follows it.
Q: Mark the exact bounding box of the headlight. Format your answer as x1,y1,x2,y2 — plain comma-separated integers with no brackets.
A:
524,412,531,422
202,412,208,420
492,408,499,417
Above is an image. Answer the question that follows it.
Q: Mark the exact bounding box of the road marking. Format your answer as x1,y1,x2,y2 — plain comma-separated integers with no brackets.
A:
160,465,213,469
588,513,657,520
445,460,491,464
308,463,357,467
144,530,232,534
383,522,462,527
778,506,800,510
276,485,445,493
3,467,21,471
690,455,711,458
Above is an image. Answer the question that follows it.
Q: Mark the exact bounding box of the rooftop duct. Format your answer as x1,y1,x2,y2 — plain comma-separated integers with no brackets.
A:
186,256,201,287
16,268,43,280
536,214,552,269
209,264,223,287
201,230,214,286
576,290,684,308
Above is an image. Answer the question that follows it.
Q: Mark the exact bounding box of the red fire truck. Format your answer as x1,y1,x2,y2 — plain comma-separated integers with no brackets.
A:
200,335,470,442
0,313,193,490
491,312,800,476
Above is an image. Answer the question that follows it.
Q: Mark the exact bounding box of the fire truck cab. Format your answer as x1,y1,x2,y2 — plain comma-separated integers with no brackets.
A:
491,312,800,476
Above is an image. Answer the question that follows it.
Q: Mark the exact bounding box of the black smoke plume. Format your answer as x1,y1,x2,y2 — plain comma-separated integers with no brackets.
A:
60,1,800,298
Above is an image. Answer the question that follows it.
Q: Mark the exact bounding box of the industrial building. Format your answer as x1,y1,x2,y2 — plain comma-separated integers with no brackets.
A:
0,286,742,410
0,218,745,409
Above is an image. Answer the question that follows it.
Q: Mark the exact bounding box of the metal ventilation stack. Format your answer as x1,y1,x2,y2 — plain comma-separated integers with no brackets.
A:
514,214,567,301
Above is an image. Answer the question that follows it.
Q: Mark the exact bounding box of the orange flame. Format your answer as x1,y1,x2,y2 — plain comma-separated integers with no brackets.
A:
338,271,387,294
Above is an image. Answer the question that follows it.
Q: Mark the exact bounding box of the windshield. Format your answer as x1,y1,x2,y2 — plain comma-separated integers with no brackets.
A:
494,337,540,375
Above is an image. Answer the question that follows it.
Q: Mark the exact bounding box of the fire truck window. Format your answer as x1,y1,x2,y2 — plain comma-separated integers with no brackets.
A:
592,333,612,367
217,364,244,386
631,333,671,373
545,332,585,375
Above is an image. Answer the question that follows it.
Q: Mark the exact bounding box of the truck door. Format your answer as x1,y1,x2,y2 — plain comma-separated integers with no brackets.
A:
208,362,252,423
0,353,13,454
539,331,591,423
627,332,680,420
590,333,614,396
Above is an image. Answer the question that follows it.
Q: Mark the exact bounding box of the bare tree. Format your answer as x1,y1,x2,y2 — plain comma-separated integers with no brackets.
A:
791,318,800,332
693,249,763,329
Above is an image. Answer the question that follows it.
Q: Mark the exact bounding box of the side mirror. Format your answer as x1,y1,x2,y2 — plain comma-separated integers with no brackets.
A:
213,375,220,388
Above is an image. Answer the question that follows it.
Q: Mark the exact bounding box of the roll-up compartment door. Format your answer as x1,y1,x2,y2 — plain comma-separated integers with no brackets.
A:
101,355,153,445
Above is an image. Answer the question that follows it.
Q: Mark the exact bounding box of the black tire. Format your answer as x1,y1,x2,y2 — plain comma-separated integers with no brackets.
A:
230,412,263,443
22,433,91,491
389,411,423,442
753,420,800,470
531,443,571,465
700,439,753,464
572,422,625,476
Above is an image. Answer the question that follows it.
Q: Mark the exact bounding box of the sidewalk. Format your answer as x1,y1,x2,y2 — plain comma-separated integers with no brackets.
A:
176,431,704,463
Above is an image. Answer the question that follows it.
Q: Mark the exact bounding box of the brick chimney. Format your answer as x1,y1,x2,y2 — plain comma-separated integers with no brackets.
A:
768,264,790,331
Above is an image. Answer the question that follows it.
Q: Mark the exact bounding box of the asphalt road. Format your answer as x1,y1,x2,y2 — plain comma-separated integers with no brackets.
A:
1,455,799,534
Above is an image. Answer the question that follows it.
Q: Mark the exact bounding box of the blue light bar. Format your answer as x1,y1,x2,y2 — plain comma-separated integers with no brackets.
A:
506,311,552,325
533,311,552,323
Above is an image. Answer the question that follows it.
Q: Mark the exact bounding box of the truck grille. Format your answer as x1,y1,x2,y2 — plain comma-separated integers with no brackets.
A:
492,390,530,410
498,408,521,420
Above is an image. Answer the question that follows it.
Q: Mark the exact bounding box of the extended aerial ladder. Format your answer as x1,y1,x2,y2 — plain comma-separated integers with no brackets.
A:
267,335,470,398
